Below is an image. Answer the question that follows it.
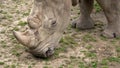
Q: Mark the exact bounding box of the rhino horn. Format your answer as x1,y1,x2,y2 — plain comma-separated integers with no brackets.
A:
13,31,30,47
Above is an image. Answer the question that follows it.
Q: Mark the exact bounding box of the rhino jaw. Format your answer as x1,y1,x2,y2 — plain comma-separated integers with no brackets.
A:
13,31,31,47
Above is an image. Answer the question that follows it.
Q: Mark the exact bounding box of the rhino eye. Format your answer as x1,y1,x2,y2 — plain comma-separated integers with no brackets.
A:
51,19,57,27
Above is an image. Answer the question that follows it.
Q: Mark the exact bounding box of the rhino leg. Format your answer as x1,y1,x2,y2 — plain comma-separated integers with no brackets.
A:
13,0,71,57
72,0,94,30
97,0,120,38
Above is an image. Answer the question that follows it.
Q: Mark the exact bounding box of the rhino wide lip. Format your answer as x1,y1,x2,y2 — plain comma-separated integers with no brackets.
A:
27,38,55,57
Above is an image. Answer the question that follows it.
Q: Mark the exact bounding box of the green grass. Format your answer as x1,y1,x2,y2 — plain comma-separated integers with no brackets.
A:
11,49,21,57
110,40,117,45
4,64,18,68
4,65,10,68
115,36,120,40
101,66,109,68
11,44,25,57
100,36,108,41
1,14,13,21
13,27,19,31
1,44,7,48
70,56,76,59
94,1,101,12
0,41,7,48
107,57,120,63
0,62,5,65
18,21,27,26
78,62,86,68
85,52,96,58
23,12,29,16
28,65,32,68
16,10,20,14
0,10,7,14
59,35,77,45
85,45,93,50
11,64,16,68
116,46,120,52
91,61,98,68
82,34,97,42
100,59,108,65
54,35,77,57
43,66,49,68
59,65,64,68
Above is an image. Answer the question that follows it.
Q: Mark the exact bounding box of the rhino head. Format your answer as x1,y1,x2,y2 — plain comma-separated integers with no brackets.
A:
13,0,71,58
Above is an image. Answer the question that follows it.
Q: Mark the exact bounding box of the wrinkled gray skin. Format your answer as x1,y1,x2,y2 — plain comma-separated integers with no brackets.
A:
13,0,120,58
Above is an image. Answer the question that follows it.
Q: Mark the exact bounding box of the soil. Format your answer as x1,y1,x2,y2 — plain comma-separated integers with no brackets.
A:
0,0,120,68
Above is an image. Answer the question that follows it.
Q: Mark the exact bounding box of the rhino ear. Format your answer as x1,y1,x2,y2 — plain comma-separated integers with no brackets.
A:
13,31,30,47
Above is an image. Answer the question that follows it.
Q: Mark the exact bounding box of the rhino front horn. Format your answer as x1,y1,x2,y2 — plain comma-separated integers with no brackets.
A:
13,31,30,47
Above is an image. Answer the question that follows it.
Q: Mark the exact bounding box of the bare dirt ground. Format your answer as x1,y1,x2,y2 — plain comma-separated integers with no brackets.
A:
0,0,120,68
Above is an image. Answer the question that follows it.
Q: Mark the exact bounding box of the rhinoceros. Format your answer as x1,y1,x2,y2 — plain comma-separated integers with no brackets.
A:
13,0,120,57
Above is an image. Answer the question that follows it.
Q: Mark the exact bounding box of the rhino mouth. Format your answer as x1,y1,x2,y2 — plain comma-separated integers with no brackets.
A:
30,44,55,58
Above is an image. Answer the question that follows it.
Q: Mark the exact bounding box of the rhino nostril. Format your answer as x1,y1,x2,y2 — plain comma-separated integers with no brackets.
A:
45,47,54,57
